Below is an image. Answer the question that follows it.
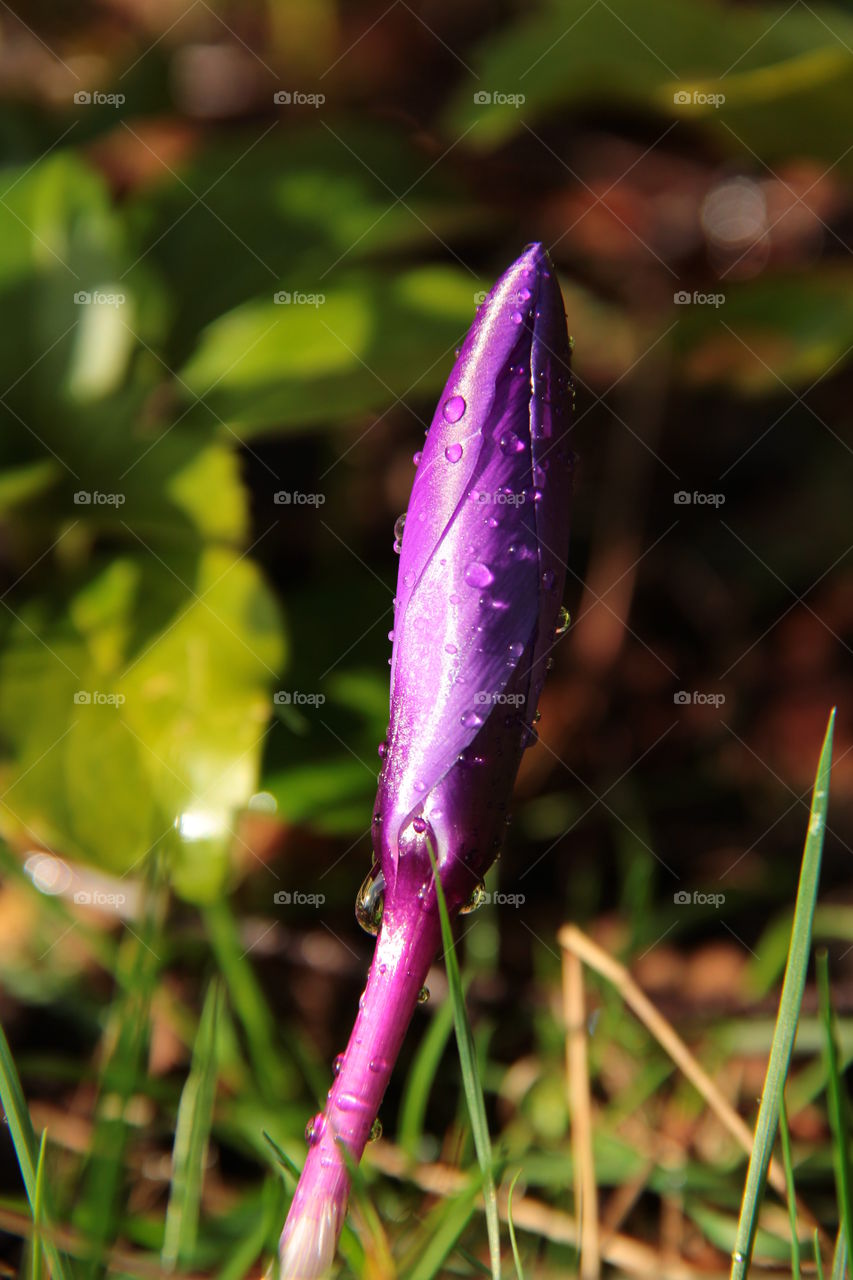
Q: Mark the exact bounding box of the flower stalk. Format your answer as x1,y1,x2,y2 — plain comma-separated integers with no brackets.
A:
280,241,574,1277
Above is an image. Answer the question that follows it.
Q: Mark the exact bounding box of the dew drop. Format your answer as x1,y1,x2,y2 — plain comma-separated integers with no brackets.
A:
336,1092,370,1113
368,1117,383,1141
449,592,460,604
387,629,395,641
542,569,556,591
464,561,494,588
403,571,415,588
413,450,422,467
461,709,484,729
377,741,387,758
555,606,571,637
417,986,430,1004
459,880,487,914
510,310,523,325
499,430,525,455
445,643,458,654
486,515,498,528
305,1113,325,1145
445,442,463,463
355,867,385,936
333,1053,345,1076
393,512,406,542
412,816,427,833
518,286,532,302
508,641,524,658
443,395,466,423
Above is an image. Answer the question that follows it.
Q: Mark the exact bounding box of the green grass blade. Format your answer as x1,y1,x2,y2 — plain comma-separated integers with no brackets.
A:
398,973,462,1159
731,708,835,1279
203,899,294,1102
404,1188,479,1280
816,1230,827,1280
507,1171,526,1280
262,1130,302,1183
162,979,223,1268
818,948,853,1273
779,1095,801,1279
30,1129,47,1280
427,842,501,1280
832,1224,848,1280
0,1022,72,1280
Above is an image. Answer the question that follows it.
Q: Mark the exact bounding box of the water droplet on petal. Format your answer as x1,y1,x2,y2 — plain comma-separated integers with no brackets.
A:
445,643,458,654
355,867,385,936
461,709,484,729
464,561,494,588
500,430,525,455
404,571,415,588
443,395,466,423
377,741,387,758
413,450,422,467
417,986,430,1004
510,310,523,325
542,569,556,591
413,780,426,793
412,816,427,833
393,512,406,542
333,1053,345,1076
508,641,524,658
305,1113,325,1145
445,442,463,463
518,286,532,302
555,606,571,637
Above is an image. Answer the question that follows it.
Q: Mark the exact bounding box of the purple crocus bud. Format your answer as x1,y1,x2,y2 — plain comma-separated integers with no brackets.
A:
279,242,573,1278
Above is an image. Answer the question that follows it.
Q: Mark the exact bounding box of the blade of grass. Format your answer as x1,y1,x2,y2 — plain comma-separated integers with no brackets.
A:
832,1225,848,1280
30,1130,47,1280
262,1131,302,1184
162,980,223,1269
507,1171,526,1280
336,1137,395,1278
0,1021,72,1280
731,708,835,1279
426,841,501,1280
816,1230,826,1280
398,973,465,1160
818,948,853,1274
779,1095,801,1279
74,866,166,1279
402,1183,480,1280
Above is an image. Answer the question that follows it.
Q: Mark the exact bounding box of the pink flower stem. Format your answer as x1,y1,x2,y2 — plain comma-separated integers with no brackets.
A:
279,900,442,1277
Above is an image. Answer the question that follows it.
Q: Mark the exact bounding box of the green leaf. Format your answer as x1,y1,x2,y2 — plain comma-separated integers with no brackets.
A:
426,840,502,1279
779,1095,801,1279
507,1171,526,1280
731,708,835,1278
179,266,480,436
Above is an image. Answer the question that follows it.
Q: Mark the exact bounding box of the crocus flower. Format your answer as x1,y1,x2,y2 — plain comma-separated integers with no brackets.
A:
279,242,573,1278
